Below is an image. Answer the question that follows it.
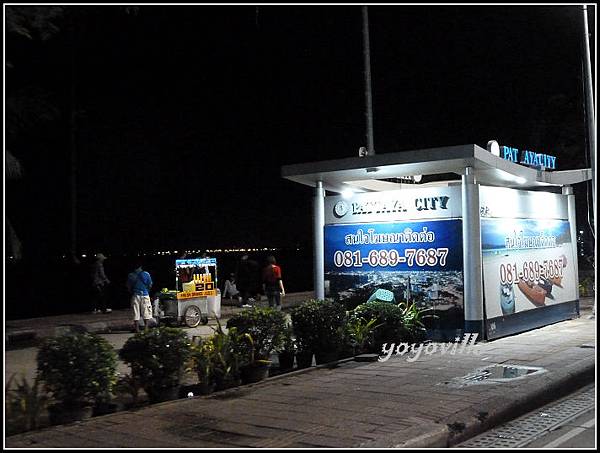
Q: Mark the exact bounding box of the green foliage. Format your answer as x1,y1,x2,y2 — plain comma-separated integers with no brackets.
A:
291,299,347,354
191,340,215,387
352,301,430,350
345,317,381,355
277,325,297,354
352,301,409,351
398,301,429,341
114,373,142,407
226,307,287,360
119,327,191,396
579,276,595,297
6,6,63,41
37,332,117,407
191,318,243,391
5,374,48,435
239,332,272,368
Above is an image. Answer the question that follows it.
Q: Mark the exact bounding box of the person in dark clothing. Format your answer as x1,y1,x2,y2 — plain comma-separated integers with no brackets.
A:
236,254,260,307
90,253,112,313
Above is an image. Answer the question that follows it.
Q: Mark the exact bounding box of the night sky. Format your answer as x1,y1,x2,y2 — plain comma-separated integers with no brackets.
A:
6,5,596,258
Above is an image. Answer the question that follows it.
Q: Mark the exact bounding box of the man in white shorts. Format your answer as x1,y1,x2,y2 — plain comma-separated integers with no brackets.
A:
126,261,153,333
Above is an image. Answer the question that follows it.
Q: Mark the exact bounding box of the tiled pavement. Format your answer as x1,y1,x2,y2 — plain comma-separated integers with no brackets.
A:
5,301,595,448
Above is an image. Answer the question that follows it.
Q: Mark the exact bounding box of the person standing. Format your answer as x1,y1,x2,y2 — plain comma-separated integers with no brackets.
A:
126,261,153,333
91,253,112,313
237,254,257,307
262,255,285,310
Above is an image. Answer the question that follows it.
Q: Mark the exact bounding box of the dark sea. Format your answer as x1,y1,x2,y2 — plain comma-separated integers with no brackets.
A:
5,248,313,319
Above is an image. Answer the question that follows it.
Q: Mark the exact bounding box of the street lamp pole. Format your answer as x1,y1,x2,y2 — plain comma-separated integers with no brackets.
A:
582,5,596,317
362,6,375,156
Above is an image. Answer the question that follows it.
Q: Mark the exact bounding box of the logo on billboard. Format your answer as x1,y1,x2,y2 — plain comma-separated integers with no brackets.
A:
333,201,349,218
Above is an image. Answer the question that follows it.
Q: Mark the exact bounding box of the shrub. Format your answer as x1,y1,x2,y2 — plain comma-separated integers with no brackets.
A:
291,299,347,355
226,307,287,360
344,317,381,355
37,332,117,408
398,302,428,342
192,319,243,391
277,325,297,354
352,302,409,351
352,301,429,350
119,327,191,400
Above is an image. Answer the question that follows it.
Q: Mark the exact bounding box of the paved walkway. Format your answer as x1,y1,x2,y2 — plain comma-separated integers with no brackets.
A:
5,292,314,344
5,300,595,448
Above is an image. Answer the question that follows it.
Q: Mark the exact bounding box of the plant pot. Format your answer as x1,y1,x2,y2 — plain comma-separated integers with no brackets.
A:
278,351,295,371
48,402,94,426
147,385,181,404
92,401,119,416
296,351,313,369
314,351,339,365
240,364,270,384
197,381,216,395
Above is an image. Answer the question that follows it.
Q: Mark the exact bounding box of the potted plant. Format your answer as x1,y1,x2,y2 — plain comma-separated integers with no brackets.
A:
37,332,117,425
226,307,287,361
353,301,410,352
398,302,429,343
291,299,347,366
277,326,296,372
191,339,216,395
205,318,243,391
114,373,142,409
119,327,191,404
345,317,381,356
5,373,48,435
290,300,317,368
239,333,272,384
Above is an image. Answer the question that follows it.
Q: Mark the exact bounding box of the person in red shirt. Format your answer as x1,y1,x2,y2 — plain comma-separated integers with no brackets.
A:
262,256,285,310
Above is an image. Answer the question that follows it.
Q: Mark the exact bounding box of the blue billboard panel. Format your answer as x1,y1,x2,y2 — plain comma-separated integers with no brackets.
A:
325,219,464,340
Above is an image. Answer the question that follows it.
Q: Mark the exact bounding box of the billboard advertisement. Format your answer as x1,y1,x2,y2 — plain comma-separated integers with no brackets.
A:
482,218,578,339
324,219,464,340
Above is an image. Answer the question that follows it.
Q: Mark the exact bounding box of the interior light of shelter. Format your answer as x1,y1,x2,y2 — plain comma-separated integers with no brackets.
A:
342,189,354,199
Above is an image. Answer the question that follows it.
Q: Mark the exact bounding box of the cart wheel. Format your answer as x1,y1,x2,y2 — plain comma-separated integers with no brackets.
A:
184,306,201,328
201,316,209,325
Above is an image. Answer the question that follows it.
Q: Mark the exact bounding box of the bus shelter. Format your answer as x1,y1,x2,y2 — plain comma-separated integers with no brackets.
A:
282,144,592,340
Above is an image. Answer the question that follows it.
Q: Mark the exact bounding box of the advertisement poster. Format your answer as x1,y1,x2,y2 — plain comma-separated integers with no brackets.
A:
175,258,217,300
482,218,578,338
324,219,464,339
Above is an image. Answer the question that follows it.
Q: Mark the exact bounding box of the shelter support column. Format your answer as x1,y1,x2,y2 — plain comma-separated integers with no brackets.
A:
313,181,325,299
462,167,484,337
562,185,580,305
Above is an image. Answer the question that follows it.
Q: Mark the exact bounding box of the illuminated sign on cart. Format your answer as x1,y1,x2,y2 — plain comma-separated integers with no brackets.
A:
175,258,217,299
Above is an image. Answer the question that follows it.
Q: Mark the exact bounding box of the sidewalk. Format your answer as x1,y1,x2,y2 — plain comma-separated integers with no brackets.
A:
5,298,595,448
5,291,314,345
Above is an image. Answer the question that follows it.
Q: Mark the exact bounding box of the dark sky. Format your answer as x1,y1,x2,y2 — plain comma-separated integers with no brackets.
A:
6,5,596,257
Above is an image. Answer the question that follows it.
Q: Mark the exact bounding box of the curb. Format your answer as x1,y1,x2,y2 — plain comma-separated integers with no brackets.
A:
443,357,596,447
358,357,595,448
5,329,37,346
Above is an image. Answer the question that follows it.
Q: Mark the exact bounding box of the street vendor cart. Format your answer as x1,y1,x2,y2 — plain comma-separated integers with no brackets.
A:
153,257,221,328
